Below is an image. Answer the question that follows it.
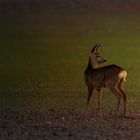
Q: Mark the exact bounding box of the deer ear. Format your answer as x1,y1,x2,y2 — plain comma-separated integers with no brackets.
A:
91,44,97,53
96,44,101,51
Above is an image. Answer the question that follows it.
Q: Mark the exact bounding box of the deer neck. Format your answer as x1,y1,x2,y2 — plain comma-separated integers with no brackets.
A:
87,57,98,70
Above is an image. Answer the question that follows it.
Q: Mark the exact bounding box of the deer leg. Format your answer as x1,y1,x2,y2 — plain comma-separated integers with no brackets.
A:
97,89,102,115
86,86,93,111
110,87,121,115
117,81,127,117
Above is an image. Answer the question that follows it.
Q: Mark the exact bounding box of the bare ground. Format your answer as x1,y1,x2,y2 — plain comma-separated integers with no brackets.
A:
0,109,140,140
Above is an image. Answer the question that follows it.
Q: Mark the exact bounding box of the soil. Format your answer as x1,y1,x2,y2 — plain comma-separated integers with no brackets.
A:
0,109,140,140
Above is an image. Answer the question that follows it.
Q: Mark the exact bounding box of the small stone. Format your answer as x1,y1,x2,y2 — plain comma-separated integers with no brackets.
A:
61,117,65,121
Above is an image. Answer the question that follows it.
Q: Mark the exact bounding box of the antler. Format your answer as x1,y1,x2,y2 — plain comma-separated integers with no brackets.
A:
91,44,97,53
91,44,101,53
96,44,101,51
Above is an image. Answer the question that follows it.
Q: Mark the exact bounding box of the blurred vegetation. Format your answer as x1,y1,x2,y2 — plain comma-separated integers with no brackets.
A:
0,1,140,112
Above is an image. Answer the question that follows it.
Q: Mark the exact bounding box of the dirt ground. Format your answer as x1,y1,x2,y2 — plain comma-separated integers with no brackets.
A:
0,109,139,140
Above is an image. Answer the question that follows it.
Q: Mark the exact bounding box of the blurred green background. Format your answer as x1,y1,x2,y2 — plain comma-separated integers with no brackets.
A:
0,0,140,112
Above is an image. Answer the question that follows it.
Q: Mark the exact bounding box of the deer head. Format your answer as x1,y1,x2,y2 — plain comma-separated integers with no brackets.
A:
89,44,106,68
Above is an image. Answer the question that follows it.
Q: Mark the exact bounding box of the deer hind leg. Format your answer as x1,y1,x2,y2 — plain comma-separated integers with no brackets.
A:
110,87,121,115
117,79,127,117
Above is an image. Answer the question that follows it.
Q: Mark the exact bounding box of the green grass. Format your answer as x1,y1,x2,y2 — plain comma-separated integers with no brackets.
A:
0,13,140,112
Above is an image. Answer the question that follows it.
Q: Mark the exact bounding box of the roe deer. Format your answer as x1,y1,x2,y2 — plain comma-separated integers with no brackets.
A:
84,45,127,117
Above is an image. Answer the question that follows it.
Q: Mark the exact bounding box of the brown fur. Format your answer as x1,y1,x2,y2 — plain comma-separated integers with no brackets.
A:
84,45,127,117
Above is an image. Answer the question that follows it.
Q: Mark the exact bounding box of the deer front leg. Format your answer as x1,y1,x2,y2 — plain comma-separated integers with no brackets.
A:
86,86,93,113
97,89,102,115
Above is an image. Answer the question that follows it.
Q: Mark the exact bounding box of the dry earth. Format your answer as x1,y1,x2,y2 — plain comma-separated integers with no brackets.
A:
0,109,140,140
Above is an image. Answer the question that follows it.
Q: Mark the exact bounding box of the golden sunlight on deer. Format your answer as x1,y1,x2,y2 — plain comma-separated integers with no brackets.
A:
84,45,127,117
